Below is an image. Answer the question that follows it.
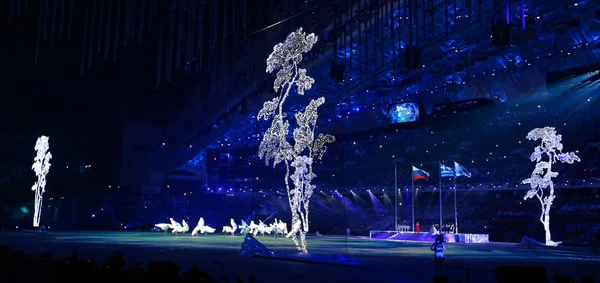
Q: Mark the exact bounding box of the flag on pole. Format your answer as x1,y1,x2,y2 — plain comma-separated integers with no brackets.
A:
412,166,430,181
440,163,455,178
454,161,472,178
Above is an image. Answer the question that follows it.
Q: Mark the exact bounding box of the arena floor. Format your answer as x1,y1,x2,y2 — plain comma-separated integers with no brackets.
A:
1,230,598,282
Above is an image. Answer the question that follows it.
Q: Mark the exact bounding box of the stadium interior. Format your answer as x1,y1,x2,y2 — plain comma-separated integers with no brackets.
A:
1,0,600,282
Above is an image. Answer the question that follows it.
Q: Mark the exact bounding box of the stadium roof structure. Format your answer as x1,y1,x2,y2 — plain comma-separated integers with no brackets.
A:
149,0,600,177
8,0,596,182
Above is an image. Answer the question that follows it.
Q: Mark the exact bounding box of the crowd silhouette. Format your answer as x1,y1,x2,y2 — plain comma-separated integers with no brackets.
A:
0,245,256,283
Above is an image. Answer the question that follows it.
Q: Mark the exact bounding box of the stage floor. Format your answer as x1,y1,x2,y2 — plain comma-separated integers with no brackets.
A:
1,231,599,283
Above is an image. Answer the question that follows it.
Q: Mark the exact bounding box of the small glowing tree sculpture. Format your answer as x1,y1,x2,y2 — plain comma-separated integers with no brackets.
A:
31,135,52,228
522,127,580,246
258,28,335,253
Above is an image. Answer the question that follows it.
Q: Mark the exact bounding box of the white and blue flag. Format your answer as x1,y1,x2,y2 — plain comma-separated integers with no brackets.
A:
440,163,455,178
454,161,472,178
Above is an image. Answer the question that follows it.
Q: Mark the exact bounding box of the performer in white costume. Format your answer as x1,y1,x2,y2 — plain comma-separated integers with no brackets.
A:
154,222,170,237
222,219,238,236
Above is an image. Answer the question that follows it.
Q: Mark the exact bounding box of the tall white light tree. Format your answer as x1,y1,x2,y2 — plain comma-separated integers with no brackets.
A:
522,127,580,246
258,28,335,253
31,135,52,228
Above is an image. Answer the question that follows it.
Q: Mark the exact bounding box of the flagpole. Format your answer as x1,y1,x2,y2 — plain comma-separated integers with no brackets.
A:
439,162,442,233
394,162,398,232
454,172,458,234
411,164,414,233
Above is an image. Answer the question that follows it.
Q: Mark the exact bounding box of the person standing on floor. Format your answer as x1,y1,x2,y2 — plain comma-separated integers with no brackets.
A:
431,235,446,275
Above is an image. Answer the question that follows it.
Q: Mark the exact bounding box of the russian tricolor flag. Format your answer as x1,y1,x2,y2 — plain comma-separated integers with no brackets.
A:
412,166,430,181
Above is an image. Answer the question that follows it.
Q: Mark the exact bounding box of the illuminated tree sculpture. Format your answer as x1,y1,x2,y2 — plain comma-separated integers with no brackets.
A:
31,135,52,228
522,127,580,246
258,28,335,253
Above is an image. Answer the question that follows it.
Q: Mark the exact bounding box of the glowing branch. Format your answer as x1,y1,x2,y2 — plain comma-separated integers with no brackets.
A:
312,133,335,160
258,28,334,253
258,116,293,168
522,127,580,246
257,97,281,121
31,136,52,228
293,97,325,155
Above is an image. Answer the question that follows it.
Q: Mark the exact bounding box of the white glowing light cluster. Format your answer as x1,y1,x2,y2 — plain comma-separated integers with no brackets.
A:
258,28,335,253
31,135,52,228
522,127,580,246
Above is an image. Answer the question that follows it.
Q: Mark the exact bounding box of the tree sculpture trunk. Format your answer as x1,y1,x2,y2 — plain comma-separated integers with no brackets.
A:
299,230,307,252
284,160,301,250
291,226,301,249
33,187,42,227
543,207,551,245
